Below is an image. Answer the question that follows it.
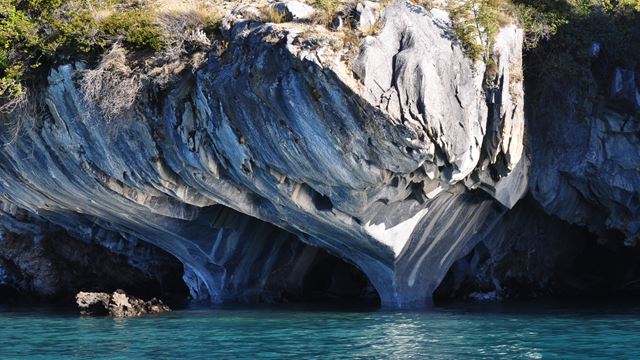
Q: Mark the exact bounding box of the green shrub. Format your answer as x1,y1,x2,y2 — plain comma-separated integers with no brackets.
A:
448,0,512,62
518,0,640,65
100,9,164,51
0,0,101,106
619,0,640,11
49,4,102,55
1,1,43,102
0,0,172,108
201,12,222,37
514,2,568,49
513,0,640,114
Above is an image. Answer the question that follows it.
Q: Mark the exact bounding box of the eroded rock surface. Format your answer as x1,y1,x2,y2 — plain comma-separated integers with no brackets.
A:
529,62,640,248
0,1,525,307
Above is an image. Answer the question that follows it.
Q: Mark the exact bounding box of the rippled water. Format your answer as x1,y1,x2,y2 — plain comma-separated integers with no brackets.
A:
1,303,640,359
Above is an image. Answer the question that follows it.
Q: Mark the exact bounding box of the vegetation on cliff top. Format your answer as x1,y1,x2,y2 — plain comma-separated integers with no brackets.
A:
516,0,640,112
0,0,221,113
1,0,638,116
447,0,512,63
0,0,354,113
448,0,639,63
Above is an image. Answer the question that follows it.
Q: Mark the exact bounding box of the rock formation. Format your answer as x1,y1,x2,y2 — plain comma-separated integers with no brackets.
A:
436,26,640,302
0,0,637,308
76,290,170,317
0,1,526,308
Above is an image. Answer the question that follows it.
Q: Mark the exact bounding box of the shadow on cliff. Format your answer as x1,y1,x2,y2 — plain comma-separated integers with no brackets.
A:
429,4,640,306
434,196,640,305
0,226,190,308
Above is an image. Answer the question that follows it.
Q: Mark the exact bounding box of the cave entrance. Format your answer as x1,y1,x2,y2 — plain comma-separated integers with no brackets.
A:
0,226,190,308
183,205,381,308
0,204,381,309
294,248,381,307
432,196,640,305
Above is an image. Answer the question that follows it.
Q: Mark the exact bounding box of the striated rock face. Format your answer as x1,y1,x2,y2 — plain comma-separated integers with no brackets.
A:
354,5,525,189
0,1,525,307
76,290,170,317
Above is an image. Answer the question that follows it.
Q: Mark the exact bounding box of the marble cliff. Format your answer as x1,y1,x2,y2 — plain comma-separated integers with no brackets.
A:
0,0,637,307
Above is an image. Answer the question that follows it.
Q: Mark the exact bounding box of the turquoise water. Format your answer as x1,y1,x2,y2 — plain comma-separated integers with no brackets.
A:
1,303,640,359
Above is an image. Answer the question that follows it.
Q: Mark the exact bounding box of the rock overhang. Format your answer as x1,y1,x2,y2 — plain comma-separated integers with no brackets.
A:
0,0,527,308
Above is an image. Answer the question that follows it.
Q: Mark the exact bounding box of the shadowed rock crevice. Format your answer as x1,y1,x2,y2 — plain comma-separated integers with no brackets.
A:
434,197,640,304
0,207,189,306
0,202,381,307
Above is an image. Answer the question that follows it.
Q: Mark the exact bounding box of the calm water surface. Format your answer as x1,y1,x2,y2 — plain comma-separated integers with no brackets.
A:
1,303,640,359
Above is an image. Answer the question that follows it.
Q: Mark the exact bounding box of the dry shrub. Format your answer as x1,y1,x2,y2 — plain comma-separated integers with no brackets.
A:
311,9,334,27
409,0,433,10
87,0,221,61
80,1,224,124
361,16,384,37
80,44,142,123
0,90,28,116
259,6,287,24
310,0,345,27
154,0,221,60
0,89,40,144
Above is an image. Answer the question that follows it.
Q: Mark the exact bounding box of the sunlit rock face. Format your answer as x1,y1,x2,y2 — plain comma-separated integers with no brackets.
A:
0,1,525,307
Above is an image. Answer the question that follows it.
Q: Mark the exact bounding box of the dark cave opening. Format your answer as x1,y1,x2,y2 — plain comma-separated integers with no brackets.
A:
42,234,191,308
433,197,640,306
294,249,381,307
0,227,190,308
0,204,383,309
559,229,640,300
189,205,381,308
309,188,333,211
0,284,23,304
